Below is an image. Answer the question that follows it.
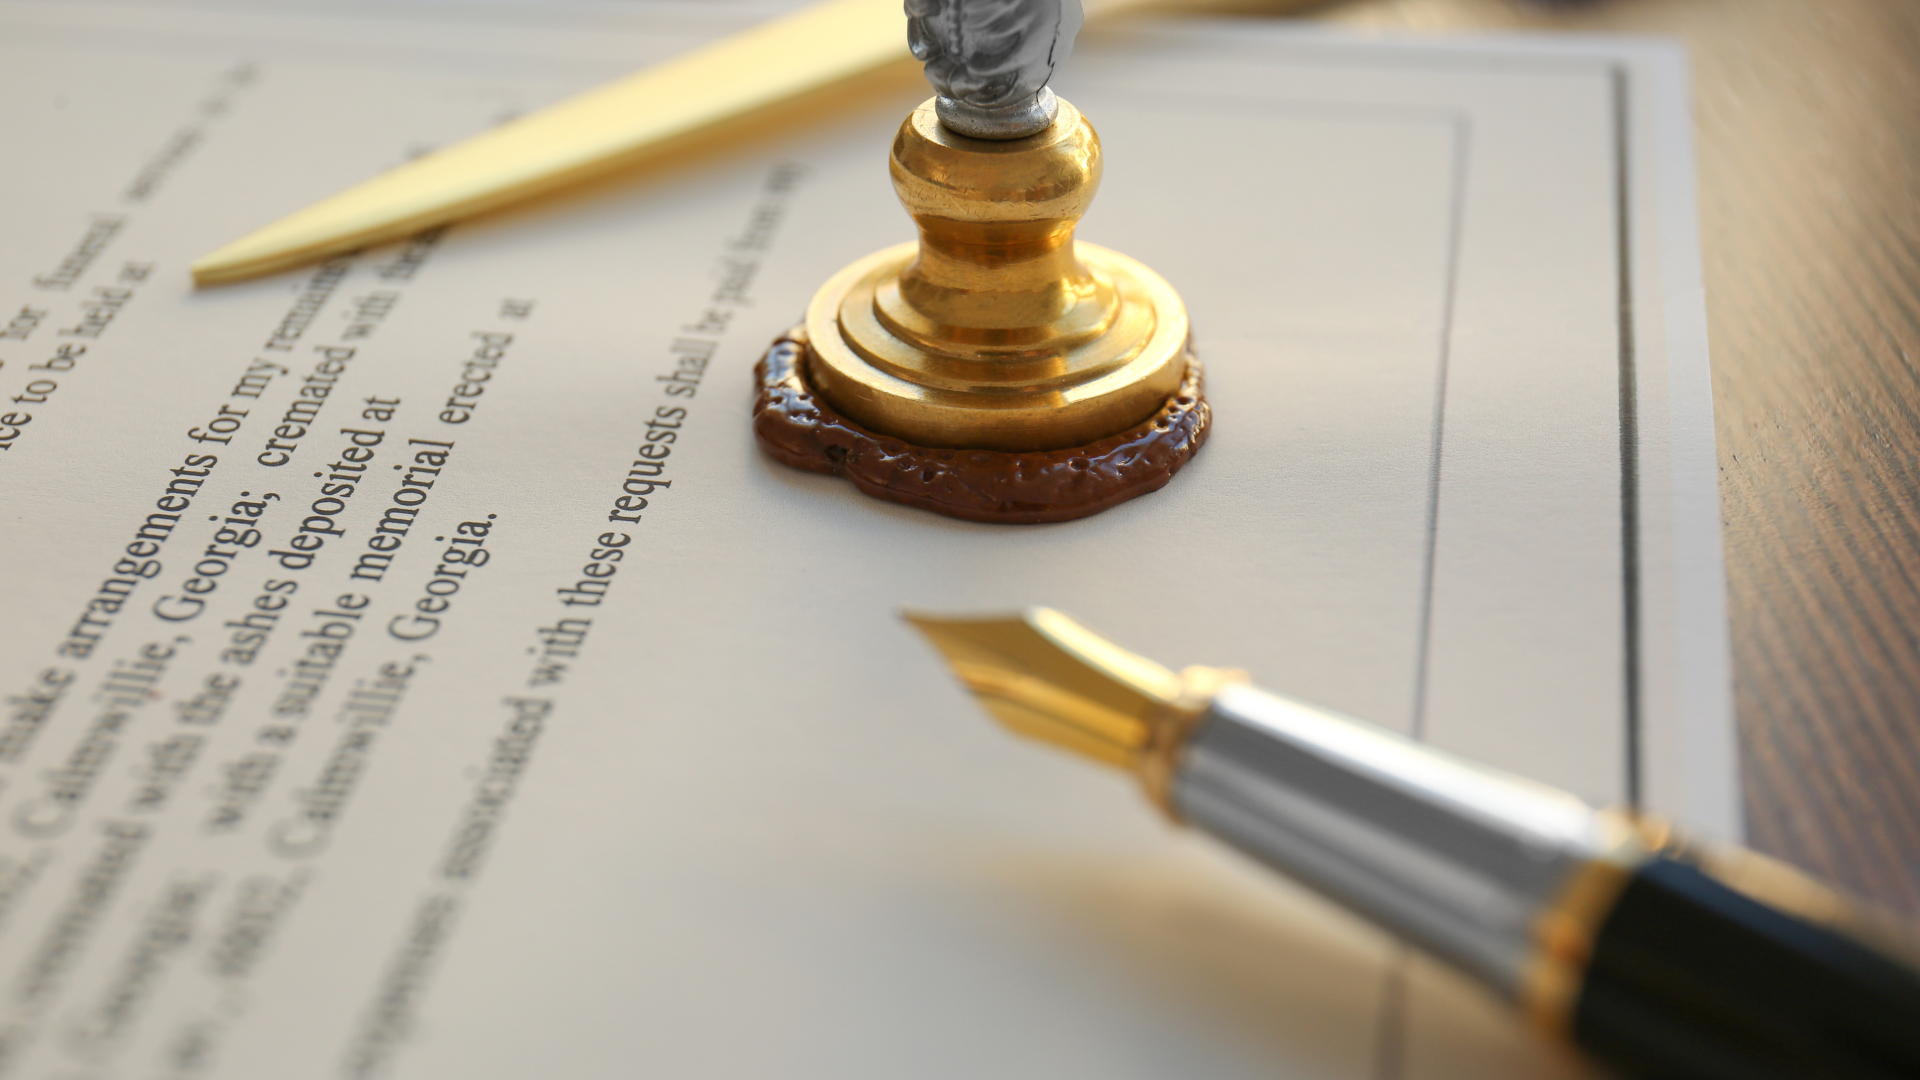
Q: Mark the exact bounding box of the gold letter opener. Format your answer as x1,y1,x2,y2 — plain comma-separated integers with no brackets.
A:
189,0,1328,287
191,0,912,285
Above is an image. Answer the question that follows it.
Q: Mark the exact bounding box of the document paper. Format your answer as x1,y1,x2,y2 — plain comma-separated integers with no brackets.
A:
0,4,1729,1077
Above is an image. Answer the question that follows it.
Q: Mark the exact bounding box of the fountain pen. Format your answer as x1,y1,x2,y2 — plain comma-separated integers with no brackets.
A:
907,608,1920,1079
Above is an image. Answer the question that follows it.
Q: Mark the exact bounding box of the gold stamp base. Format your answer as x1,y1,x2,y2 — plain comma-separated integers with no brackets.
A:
805,239,1192,452
752,327,1209,524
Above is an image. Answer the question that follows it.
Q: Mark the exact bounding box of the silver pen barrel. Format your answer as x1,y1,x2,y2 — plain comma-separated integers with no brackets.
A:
1175,685,1625,998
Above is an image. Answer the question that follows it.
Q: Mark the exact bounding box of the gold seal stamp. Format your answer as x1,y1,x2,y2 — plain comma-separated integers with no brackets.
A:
753,1,1207,521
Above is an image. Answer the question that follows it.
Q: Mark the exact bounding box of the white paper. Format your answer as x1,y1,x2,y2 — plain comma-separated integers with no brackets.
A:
0,5,1729,1077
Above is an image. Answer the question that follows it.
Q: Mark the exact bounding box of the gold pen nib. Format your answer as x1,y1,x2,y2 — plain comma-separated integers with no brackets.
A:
904,609,1242,801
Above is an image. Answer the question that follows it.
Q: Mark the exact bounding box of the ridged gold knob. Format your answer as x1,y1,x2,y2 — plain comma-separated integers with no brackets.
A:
804,98,1192,452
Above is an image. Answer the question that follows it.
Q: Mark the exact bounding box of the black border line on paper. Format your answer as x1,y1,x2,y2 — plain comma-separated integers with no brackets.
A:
1613,63,1644,811
1378,57,1643,1080
1378,104,1474,1080
1090,55,1648,1077
1088,50,1647,804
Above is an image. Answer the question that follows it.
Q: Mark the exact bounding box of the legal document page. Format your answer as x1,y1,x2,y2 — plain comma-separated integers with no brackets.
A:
0,4,1727,1077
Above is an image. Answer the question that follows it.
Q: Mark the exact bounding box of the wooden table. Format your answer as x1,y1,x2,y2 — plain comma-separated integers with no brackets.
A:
1271,0,1920,913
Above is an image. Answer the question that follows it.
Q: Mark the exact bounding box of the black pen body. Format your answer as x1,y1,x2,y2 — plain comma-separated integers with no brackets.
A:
1574,852,1920,1079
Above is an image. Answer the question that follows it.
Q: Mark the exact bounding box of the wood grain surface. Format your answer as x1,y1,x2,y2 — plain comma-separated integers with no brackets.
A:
1279,0,1920,913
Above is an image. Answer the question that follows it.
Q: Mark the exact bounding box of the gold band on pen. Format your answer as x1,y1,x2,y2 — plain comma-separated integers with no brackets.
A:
1137,666,1248,817
1522,813,1670,1032
1524,856,1639,1032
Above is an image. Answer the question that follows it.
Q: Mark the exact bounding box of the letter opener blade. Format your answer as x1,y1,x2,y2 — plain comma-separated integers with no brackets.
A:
189,0,1324,287
191,0,911,285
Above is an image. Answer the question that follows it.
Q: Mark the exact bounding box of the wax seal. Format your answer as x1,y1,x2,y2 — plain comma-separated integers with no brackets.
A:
753,0,1208,522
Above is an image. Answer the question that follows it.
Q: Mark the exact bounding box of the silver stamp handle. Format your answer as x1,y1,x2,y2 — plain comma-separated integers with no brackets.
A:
906,0,1083,138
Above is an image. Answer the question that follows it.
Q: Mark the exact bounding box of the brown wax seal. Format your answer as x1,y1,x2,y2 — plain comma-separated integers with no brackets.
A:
752,328,1210,525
